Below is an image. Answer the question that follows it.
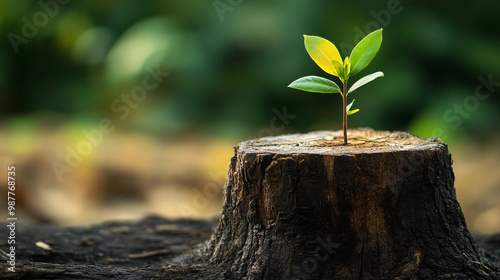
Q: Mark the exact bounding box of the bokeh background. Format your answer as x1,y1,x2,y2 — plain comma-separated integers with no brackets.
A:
1,0,499,233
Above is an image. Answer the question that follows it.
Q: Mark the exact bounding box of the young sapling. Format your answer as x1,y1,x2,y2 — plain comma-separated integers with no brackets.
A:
289,28,384,144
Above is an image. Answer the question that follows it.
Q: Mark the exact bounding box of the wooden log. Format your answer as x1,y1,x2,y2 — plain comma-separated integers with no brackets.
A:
207,129,498,279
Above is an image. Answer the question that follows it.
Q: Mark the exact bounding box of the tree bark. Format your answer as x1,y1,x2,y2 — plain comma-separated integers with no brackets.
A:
207,128,498,279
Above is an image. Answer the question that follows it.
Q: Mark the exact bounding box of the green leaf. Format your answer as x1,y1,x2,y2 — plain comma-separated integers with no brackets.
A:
349,28,383,76
346,99,359,116
288,75,341,94
347,71,384,95
303,35,343,77
332,60,345,81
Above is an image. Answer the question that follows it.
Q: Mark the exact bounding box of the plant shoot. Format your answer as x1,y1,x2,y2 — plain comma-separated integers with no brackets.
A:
289,28,384,144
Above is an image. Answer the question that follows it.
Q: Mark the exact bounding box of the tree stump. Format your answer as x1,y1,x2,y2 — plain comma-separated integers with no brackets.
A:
207,129,497,279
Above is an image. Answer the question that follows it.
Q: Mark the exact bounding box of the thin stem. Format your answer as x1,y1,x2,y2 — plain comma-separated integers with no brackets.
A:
342,81,347,145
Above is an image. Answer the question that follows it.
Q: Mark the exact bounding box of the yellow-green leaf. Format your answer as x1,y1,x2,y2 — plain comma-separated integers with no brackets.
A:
346,99,359,116
332,60,345,81
347,109,359,116
343,57,351,79
304,35,342,77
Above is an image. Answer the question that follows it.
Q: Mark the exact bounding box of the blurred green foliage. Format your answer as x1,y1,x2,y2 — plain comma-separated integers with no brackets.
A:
1,0,500,143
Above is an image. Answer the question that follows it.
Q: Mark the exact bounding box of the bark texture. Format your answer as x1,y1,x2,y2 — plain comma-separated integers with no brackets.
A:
207,129,499,279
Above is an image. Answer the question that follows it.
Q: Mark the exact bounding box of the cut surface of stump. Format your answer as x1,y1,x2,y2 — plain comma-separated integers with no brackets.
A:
207,128,498,279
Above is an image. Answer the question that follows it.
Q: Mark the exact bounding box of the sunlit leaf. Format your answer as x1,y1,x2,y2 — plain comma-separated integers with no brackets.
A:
304,35,342,77
347,71,384,94
346,99,359,116
332,60,345,81
347,109,359,116
288,75,341,94
349,28,383,76
343,57,351,79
